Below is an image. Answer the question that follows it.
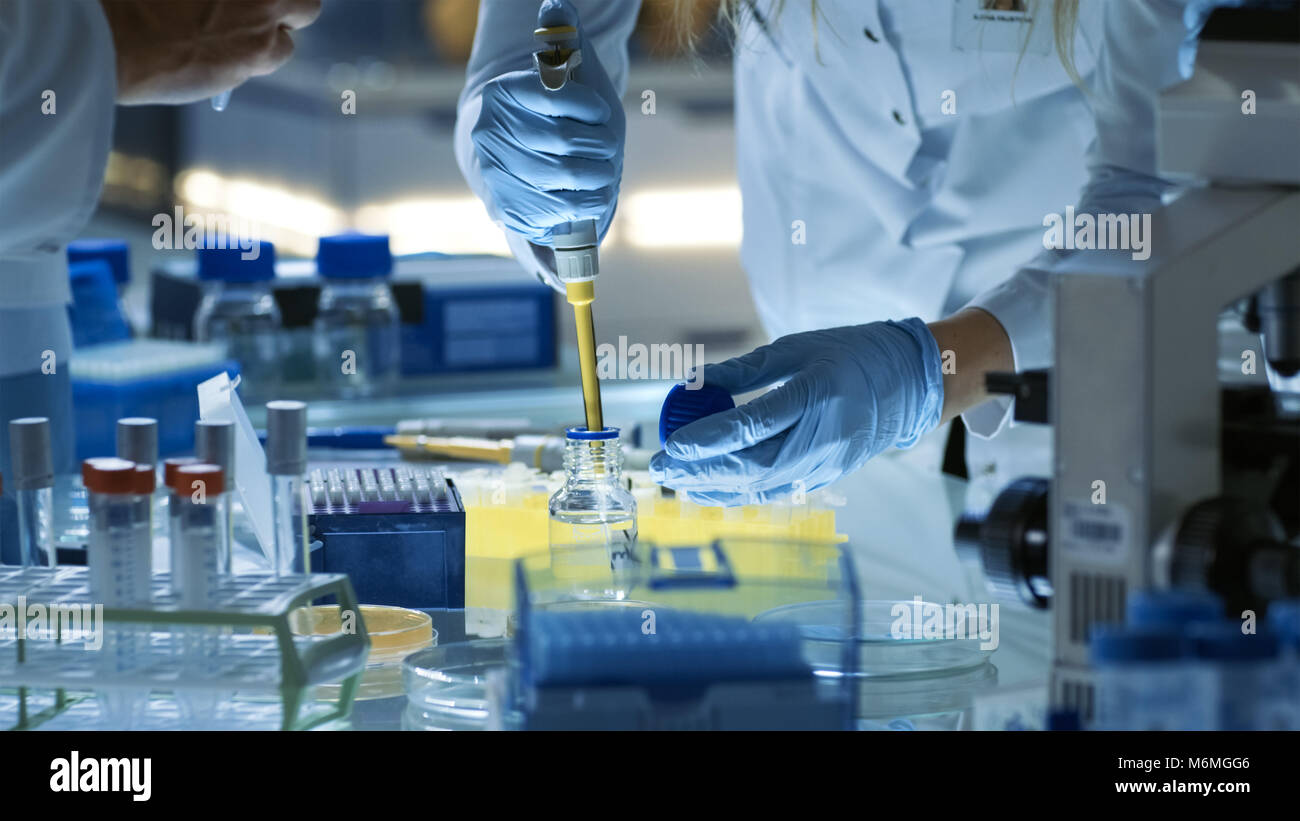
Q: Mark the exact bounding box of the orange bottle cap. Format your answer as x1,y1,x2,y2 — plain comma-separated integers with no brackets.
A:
82,457,137,495
131,463,156,494
163,456,200,489
172,463,224,497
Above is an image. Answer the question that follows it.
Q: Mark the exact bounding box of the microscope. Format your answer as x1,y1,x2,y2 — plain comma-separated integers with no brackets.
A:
956,6,1300,721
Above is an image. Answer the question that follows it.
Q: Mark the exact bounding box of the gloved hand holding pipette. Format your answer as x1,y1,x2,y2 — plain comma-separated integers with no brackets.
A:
97,0,321,105
462,0,625,292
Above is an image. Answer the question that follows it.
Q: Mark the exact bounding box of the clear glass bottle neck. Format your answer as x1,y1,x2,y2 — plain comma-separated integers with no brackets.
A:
563,437,623,489
208,280,273,295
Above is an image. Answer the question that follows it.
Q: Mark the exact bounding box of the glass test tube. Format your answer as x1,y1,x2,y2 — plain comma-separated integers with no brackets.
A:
163,457,200,591
83,457,154,727
265,400,309,576
194,420,235,576
171,463,229,726
9,417,56,569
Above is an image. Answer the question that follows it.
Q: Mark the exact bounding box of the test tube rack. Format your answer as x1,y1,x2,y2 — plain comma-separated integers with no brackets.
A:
0,566,369,731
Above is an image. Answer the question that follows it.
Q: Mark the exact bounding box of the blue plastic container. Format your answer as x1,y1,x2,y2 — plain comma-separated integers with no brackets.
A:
1091,624,1216,730
68,238,131,286
70,341,238,459
1192,621,1283,730
401,280,557,375
68,260,131,348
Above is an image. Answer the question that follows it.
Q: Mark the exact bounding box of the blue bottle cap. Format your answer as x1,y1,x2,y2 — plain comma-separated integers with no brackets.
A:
68,260,132,348
1126,589,1224,630
566,426,620,441
67,239,130,285
1267,599,1300,647
658,383,735,445
1190,621,1280,661
1089,625,1189,664
197,241,276,282
317,233,393,279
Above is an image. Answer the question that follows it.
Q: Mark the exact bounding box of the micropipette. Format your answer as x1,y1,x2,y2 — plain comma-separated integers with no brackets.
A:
211,91,232,112
533,21,604,433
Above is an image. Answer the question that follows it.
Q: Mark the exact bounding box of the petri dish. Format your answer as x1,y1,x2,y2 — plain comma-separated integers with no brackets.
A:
402,639,508,730
294,604,436,701
854,662,999,730
754,600,997,677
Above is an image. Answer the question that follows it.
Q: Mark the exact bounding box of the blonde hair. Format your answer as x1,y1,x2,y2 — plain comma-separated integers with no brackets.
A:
668,0,1082,82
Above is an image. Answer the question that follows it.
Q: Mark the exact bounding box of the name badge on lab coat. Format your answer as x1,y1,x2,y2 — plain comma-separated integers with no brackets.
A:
951,0,1054,55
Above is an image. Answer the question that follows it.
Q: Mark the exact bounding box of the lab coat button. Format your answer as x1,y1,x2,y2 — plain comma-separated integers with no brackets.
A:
863,26,879,43
892,110,906,126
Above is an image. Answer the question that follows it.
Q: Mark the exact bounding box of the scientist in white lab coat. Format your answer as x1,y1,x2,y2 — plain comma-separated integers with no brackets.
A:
0,0,319,480
455,0,1244,506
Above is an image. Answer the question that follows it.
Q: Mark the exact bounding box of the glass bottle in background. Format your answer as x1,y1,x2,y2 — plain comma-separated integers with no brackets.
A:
312,233,400,398
194,242,283,400
548,427,638,599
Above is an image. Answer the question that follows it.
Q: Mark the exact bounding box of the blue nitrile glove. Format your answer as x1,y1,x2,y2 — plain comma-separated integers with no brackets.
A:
469,0,624,266
1179,0,1290,78
649,318,945,506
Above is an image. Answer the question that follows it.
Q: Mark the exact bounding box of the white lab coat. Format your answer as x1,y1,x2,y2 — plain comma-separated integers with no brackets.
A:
0,0,116,376
456,0,1199,507
453,0,1193,505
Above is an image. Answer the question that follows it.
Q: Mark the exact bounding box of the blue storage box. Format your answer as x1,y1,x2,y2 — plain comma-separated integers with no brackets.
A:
306,467,466,609
70,340,238,459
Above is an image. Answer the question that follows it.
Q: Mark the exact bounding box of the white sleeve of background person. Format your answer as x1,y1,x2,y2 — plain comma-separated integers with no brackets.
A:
0,0,116,308
0,0,116,377
963,0,1190,439
454,0,640,285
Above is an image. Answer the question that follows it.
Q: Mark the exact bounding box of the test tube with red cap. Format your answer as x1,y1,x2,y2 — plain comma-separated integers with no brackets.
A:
82,457,154,727
169,462,229,725
169,463,228,609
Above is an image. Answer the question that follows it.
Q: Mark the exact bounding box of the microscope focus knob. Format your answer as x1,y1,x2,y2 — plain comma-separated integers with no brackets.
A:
955,477,1052,609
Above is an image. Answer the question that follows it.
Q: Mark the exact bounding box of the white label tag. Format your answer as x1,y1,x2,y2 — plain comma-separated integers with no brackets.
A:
1060,499,1130,566
198,372,273,564
952,0,1053,55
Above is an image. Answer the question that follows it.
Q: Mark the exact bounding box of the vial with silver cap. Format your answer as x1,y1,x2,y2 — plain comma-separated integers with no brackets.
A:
163,456,199,590
195,419,235,575
266,400,309,576
548,426,638,595
117,416,161,539
8,417,56,569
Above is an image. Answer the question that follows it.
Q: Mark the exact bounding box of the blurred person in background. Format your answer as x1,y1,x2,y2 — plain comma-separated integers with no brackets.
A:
0,0,319,477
